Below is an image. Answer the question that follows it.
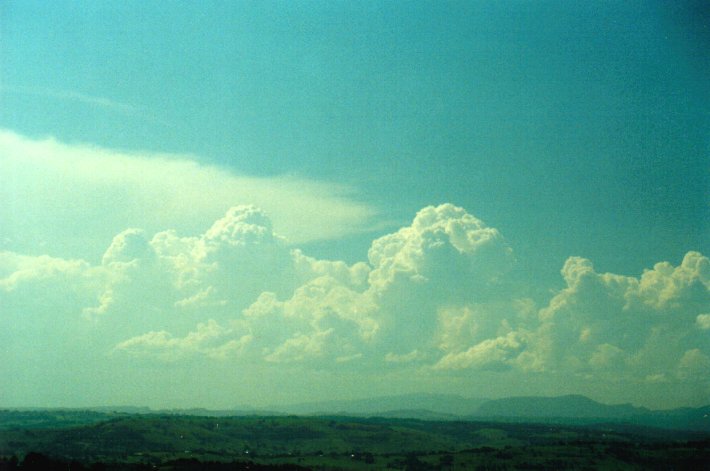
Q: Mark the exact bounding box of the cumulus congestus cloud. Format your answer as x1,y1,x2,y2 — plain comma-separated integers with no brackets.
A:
1,203,707,403
528,251,710,382
109,203,521,367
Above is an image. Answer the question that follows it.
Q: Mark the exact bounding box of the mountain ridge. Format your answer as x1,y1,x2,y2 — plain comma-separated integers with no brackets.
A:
270,392,488,417
473,394,650,419
4,394,708,431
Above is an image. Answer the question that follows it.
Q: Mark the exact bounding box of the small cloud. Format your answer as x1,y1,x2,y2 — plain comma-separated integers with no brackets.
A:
102,229,154,265
677,348,710,380
384,350,421,363
336,353,363,363
1,85,138,114
644,373,668,384
696,313,710,330
114,320,250,362
174,286,225,309
433,332,525,371
264,331,332,363
588,343,626,370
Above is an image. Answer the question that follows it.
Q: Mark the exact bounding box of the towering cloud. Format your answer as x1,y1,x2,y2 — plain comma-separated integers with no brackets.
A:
529,252,710,384
1,202,707,407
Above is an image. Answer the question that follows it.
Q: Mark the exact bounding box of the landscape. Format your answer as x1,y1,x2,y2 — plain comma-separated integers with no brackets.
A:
2,2,708,470
1,394,708,470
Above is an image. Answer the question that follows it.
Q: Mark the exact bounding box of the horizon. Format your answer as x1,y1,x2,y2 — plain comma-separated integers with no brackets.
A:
6,391,709,414
1,1,708,411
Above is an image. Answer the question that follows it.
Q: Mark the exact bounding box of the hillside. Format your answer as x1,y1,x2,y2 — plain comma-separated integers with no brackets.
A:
267,394,710,432
4,394,707,432
0,412,708,470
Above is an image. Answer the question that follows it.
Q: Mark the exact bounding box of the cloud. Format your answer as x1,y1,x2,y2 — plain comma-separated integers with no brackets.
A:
115,265,379,367
434,332,526,371
114,320,251,362
1,200,707,407
677,348,710,380
697,314,710,330
367,204,513,297
139,204,517,367
106,204,519,367
435,303,532,354
246,276,379,364
102,229,156,265
636,251,709,310
529,251,710,382
0,252,90,292
85,205,377,366
0,129,376,260
1,86,139,115
384,350,422,363
366,204,516,356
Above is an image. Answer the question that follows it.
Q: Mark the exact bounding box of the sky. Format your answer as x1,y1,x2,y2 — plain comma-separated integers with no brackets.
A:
0,1,708,410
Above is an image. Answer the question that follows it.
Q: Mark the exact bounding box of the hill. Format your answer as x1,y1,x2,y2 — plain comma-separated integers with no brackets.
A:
3,394,707,432
0,412,707,470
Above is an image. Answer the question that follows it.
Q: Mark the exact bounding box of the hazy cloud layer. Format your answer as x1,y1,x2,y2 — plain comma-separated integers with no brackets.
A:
2,198,707,407
0,130,375,259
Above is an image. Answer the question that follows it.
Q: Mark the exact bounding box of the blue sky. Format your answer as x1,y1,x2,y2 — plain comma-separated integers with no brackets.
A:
0,1,708,409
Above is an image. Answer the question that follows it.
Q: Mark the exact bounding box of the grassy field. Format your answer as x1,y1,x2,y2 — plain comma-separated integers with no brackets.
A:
0,410,707,469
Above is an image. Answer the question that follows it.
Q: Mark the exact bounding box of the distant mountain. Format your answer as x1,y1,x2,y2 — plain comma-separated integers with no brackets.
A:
470,395,710,431
3,394,708,431
274,393,489,417
474,394,648,419
262,393,710,431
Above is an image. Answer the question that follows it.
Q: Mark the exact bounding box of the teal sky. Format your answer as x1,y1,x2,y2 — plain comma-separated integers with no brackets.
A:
0,1,708,409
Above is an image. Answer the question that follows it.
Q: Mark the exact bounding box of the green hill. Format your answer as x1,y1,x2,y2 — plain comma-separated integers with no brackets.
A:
0,412,708,470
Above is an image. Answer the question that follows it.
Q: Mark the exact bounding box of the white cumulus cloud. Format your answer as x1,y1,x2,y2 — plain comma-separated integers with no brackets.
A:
528,252,710,382
1,199,707,407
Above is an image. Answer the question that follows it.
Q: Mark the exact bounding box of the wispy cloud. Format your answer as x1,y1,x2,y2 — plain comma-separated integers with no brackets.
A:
0,85,172,127
3,85,135,112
